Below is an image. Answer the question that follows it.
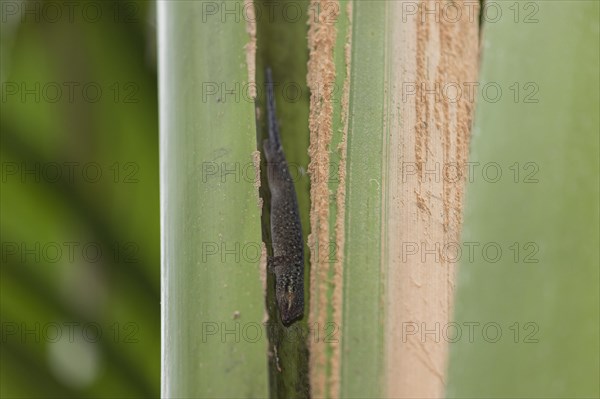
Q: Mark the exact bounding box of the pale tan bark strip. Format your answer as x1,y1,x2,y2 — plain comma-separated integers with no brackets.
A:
244,0,257,99
385,1,479,398
307,0,340,397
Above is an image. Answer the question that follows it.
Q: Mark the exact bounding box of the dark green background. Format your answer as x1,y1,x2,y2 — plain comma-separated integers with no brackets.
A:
1,1,159,397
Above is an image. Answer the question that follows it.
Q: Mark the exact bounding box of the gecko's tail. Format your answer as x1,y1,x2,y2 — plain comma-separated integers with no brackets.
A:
265,67,281,149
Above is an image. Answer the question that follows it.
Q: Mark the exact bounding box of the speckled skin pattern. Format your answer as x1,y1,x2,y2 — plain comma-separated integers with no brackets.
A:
263,68,304,326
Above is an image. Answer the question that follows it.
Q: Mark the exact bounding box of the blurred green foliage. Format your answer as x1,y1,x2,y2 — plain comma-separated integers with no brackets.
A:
1,1,159,397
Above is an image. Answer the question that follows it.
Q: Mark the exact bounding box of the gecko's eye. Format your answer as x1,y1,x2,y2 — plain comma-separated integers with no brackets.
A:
286,290,295,311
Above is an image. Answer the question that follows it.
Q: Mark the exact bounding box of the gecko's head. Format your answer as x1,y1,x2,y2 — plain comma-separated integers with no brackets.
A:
276,279,304,327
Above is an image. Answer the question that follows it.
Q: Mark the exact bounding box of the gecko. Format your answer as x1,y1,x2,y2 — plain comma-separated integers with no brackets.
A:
263,67,304,327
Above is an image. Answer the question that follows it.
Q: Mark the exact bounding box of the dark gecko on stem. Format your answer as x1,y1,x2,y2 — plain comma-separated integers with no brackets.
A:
263,67,304,326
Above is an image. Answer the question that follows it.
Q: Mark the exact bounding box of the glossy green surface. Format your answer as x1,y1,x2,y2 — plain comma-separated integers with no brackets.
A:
159,1,267,397
447,2,599,397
